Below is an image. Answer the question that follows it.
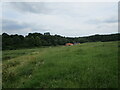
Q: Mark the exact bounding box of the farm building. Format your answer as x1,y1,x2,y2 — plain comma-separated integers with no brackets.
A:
74,43,80,45
65,43,74,46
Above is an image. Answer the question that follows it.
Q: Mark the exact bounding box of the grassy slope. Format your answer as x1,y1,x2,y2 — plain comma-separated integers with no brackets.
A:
2,41,119,88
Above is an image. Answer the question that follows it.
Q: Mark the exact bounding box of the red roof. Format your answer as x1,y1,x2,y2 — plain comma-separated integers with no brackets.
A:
65,43,73,46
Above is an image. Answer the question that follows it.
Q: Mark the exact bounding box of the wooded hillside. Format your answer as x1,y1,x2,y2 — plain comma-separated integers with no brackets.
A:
2,33,120,50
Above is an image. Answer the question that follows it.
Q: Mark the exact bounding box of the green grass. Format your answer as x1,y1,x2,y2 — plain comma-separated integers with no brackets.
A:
2,41,119,88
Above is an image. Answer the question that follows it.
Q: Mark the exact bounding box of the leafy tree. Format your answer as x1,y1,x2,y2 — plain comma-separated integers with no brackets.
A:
2,32,120,50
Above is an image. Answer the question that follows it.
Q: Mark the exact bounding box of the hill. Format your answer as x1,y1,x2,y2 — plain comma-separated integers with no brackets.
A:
2,41,119,88
2,33,120,50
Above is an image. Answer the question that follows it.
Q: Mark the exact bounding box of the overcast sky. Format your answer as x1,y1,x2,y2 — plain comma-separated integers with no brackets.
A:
2,2,118,37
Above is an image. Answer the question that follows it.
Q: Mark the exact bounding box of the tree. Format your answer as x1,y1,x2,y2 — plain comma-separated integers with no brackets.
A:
44,32,50,35
2,32,120,50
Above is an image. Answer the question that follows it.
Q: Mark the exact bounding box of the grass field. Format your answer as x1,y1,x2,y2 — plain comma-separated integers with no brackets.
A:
2,41,119,88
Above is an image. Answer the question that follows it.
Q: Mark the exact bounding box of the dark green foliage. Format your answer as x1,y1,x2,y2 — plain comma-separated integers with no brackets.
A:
2,32,120,50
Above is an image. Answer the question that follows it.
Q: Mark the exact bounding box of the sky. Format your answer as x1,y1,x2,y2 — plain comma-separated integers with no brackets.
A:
1,1,119,37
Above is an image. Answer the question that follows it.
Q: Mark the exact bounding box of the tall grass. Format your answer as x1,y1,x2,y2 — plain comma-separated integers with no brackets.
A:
2,41,119,88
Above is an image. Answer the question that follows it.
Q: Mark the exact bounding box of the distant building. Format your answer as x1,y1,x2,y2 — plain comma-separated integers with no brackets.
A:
65,43,74,46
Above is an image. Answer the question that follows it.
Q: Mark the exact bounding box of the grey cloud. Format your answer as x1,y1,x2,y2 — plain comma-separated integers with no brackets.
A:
8,2,80,16
88,17,117,24
2,19,52,34
2,19,30,30
104,18,117,23
9,2,51,14
2,2,118,37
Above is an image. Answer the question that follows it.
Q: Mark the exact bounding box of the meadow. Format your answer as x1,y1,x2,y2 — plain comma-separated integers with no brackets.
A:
2,41,119,88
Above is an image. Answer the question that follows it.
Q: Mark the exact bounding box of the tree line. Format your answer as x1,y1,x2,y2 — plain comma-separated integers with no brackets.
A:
1,32,120,50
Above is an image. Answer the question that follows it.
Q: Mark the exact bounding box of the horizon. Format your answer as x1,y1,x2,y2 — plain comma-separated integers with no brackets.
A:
1,32,119,38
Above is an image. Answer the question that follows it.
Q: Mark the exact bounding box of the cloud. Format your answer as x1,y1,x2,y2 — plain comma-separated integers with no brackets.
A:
9,2,51,14
104,19,117,23
2,19,30,30
2,19,33,35
88,16,118,24
2,2,118,37
2,18,53,35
